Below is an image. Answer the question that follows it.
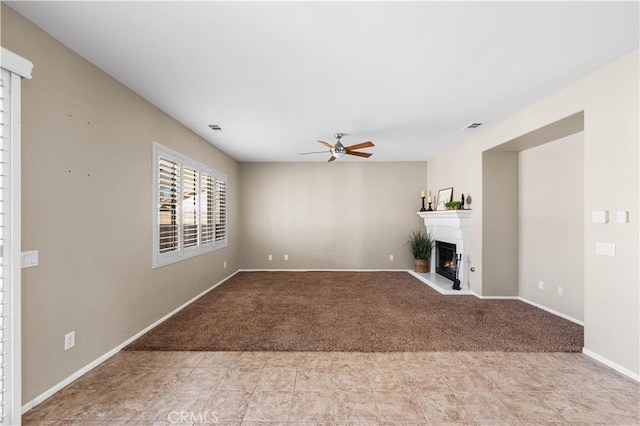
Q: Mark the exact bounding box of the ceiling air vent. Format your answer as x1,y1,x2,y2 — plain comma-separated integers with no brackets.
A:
461,122,486,130
208,124,223,131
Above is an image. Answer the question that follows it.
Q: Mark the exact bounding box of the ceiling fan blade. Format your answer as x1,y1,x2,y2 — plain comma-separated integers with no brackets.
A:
344,141,374,150
328,156,336,162
299,151,330,155
346,150,373,158
318,140,335,149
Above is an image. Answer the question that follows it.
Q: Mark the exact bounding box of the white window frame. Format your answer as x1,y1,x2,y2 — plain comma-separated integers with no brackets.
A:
152,142,227,268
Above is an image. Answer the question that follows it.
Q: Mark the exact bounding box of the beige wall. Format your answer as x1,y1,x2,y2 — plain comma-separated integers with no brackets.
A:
239,162,427,270
2,6,240,402
482,152,519,297
519,132,584,321
427,50,639,375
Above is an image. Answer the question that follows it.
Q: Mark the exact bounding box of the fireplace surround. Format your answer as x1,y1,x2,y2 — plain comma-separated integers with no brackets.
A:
417,210,472,290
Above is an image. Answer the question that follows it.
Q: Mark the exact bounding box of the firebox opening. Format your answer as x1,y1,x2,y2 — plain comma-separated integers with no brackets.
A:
435,241,457,281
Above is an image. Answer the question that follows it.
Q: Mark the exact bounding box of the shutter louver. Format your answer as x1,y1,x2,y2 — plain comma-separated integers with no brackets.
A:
215,177,227,242
158,157,180,254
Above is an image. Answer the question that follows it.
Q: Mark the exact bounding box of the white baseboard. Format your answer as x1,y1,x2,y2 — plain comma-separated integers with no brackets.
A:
239,268,409,272
474,295,519,300
518,297,584,326
21,270,240,414
582,348,640,382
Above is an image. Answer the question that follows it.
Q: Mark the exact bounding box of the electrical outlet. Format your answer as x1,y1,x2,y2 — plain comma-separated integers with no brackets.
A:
558,287,564,297
268,254,272,261
389,254,394,261
284,254,288,261
223,261,227,269
64,331,75,350
538,281,544,290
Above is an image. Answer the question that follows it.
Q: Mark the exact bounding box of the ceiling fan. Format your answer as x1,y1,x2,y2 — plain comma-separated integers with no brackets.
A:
300,133,375,162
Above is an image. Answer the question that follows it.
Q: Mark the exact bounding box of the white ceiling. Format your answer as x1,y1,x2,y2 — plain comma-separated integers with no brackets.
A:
7,1,639,162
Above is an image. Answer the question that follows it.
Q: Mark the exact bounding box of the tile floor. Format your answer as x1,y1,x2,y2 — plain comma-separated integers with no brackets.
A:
23,351,639,425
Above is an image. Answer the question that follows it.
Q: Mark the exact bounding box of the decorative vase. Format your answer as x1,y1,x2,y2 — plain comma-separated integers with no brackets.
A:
415,259,430,273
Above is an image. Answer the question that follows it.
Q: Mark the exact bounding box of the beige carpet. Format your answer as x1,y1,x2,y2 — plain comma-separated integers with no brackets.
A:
125,271,583,352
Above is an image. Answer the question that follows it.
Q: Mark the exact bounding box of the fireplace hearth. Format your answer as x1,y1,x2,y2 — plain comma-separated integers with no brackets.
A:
435,241,457,281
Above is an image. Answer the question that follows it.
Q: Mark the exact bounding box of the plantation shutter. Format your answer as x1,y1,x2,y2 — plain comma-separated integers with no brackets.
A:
215,176,227,244
182,166,198,249
0,47,32,426
200,173,214,244
153,143,226,267
158,157,181,254
0,68,9,426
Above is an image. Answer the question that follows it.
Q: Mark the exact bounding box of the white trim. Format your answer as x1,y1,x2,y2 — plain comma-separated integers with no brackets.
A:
582,348,640,382
239,269,408,272
21,270,239,414
518,296,584,326
417,210,473,220
473,295,520,300
0,47,33,79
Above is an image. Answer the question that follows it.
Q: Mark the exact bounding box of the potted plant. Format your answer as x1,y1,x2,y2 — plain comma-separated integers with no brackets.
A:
445,201,462,210
407,230,434,273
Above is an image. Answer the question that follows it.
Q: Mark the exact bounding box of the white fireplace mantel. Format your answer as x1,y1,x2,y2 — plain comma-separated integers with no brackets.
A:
417,210,473,291
417,210,472,228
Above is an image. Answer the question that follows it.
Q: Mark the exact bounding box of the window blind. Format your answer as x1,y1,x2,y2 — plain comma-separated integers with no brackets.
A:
153,143,227,267
158,157,180,254
0,68,8,426
0,47,33,426
200,173,214,244
182,167,198,249
215,177,227,243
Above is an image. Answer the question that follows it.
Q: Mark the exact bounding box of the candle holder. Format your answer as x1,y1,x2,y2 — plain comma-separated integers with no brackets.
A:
420,196,427,212
427,201,433,211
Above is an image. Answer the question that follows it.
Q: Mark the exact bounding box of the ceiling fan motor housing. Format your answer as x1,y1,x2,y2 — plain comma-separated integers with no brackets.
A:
331,142,347,158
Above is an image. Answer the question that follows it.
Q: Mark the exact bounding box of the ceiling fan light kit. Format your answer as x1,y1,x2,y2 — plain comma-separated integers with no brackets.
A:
299,132,375,162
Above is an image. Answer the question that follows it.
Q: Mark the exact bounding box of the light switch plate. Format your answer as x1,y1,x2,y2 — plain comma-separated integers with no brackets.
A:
592,210,609,224
21,250,39,268
616,211,629,223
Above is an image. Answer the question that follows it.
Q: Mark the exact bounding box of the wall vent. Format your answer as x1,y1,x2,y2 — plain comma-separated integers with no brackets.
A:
208,124,223,131
461,122,486,130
